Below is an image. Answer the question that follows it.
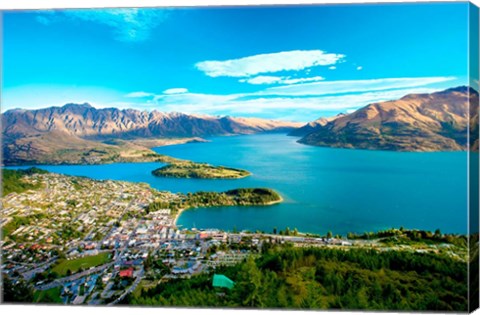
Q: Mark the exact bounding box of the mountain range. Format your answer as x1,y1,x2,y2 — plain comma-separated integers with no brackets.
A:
2,103,301,140
294,86,479,152
1,104,301,165
2,86,478,165
288,114,345,137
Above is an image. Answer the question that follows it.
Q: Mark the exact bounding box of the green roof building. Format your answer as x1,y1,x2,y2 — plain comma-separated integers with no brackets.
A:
212,274,235,290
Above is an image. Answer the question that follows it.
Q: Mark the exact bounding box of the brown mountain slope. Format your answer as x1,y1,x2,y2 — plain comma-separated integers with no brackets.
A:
298,86,479,151
1,130,159,165
288,114,345,137
2,103,301,140
1,103,301,165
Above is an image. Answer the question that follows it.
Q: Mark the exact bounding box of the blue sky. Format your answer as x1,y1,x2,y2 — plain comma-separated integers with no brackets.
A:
2,3,474,121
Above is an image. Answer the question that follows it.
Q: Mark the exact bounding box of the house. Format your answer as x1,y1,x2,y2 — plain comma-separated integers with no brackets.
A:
119,267,134,278
84,243,96,250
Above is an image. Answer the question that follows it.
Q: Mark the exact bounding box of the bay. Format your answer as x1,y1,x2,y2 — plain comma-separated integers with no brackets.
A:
9,133,468,235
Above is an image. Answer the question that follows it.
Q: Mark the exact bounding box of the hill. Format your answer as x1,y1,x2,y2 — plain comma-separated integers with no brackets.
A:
288,114,344,137
297,86,478,151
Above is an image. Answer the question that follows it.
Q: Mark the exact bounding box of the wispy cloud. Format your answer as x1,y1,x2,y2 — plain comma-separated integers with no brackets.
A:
152,92,237,105
149,87,442,121
125,91,154,98
239,75,325,85
163,88,189,95
239,76,284,85
122,76,456,121
356,66,363,71
195,50,345,78
258,76,456,96
36,8,168,42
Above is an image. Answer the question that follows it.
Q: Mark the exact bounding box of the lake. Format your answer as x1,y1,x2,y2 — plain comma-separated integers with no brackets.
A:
9,133,468,235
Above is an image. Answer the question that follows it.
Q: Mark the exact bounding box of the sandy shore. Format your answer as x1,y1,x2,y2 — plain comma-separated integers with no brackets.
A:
174,207,187,227
263,195,284,205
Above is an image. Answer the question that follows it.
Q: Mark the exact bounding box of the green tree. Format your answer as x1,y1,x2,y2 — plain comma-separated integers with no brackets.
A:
2,276,34,302
236,256,263,307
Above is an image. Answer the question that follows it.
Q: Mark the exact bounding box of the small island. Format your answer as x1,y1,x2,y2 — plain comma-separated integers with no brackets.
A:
152,162,251,179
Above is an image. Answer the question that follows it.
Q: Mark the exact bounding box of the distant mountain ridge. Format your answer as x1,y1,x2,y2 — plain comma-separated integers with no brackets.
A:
295,86,479,151
2,103,301,140
1,103,302,165
288,114,345,137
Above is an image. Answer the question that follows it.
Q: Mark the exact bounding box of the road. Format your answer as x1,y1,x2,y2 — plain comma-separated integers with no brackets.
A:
107,267,144,306
22,257,58,280
36,261,114,290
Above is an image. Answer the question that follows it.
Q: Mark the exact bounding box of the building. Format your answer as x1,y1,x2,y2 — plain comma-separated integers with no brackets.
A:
212,274,235,290
119,267,134,278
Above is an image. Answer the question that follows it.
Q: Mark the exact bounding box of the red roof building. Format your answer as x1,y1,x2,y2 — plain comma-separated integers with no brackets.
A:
119,267,134,278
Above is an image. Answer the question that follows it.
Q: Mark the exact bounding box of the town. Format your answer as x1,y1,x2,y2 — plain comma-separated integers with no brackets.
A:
1,171,468,305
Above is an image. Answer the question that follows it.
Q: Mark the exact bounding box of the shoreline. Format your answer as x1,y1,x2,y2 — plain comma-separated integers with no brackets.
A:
132,137,209,149
152,168,252,180
2,137,208,167
173,195,284,228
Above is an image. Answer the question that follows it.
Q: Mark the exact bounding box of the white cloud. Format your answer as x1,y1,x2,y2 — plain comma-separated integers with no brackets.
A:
240,75,325,85
195,50,345,78
125,91,153,98
329,66,336,70
162,88,189,95
37,8,167,42
118,76,456,120
357,66,363,71
258,76,456,96
282,76,325,85
239,76,284,85
152,87,443,121
6,76,458,121
153,92,237,105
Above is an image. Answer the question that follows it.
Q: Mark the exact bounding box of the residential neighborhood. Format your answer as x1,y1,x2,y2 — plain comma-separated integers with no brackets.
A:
1,172,469,305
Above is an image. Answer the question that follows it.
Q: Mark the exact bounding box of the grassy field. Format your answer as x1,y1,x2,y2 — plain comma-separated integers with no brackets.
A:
33,287,63,304
51,252,111,277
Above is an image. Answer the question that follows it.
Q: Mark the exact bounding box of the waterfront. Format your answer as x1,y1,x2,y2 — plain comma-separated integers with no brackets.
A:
9,133,468,235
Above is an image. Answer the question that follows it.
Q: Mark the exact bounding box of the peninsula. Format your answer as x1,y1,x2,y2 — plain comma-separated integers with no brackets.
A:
1,103,301,166
146,188,283,217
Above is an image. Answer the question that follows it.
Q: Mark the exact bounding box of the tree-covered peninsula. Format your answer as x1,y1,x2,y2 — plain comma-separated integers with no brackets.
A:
146,188,282,214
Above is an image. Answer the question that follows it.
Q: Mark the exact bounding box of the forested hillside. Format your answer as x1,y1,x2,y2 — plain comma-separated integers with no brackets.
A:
126,244,467,311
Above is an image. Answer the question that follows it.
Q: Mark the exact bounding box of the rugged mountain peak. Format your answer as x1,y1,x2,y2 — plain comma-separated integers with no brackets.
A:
2,103,300,141
62,102,93,109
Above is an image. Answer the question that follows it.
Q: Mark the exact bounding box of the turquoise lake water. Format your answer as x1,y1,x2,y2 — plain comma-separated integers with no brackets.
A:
9,133,468,235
